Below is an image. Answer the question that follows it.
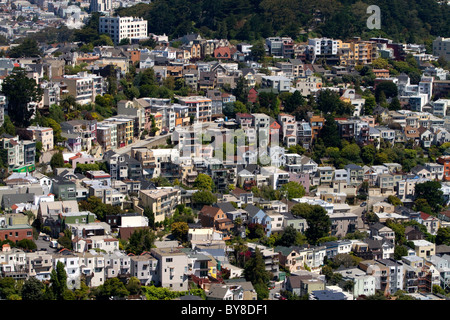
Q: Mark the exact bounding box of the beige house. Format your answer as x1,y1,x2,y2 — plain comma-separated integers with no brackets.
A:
137,188,181,224
27,126,54,151
412,240,436,259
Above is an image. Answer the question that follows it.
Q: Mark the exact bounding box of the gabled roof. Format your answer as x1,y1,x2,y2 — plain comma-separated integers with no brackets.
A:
214,202,236,214
244,204,263,218
200,205,222,217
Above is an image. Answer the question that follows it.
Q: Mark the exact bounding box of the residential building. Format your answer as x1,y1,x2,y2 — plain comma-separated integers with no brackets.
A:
433,37,450,62
99,16,148,45
151,247,189,291
63,72,105,105
175,96,212,123
137,188,181,224
26,126,53,151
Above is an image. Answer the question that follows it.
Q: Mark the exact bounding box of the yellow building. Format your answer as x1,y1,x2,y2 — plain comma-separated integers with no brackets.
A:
412,240,436,259
337,39,378,66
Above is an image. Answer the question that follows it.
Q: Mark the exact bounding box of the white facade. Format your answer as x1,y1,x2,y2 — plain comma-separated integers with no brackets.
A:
99,16,148,45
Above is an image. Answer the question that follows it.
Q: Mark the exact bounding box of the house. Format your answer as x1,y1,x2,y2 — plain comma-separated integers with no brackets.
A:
412,239,436,258
334,267,376,299
285,274,326,298
151,247,189,291
129,253,158,286
345,164,364,186
419,211,440,235
369,222,395,244
198,205,234,234
405,225,425,241
244,204,272,236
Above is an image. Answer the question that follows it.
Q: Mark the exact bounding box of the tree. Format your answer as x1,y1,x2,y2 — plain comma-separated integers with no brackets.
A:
277,225,301,247
387,195,403,207
280,181,305,200
0,277,20,300
50,261,68,300
1,68,43,127
171,221,189,242
375,81,398,103
436,227,450,246
8,38,42,58
50,152,65,170
193,173,214,191
415,181,444,213
94,278,129,300
127,228,156,255
250,40,266,62
363,95,376,115
394,245,409,260
126,277,142,296
21,277,45,300
291,203,331,245
243,248,271,300
319,115,341,148
192,190,217,206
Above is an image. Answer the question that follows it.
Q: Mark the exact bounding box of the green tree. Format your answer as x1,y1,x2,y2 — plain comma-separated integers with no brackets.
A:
243,248,272,300
127,228,156,255
375,81,398,103
387,195,403,207
21,277,45,300
415,181,444,213
8,38,42,58
436,227,450,246
250,40,266,62
193,173,214,191
280,181,305,200
291,203,331,245
394,245,409,260
94,278,129,300
50,152,65,170
1,68,43,127
192,190,217,206
50,261,68,300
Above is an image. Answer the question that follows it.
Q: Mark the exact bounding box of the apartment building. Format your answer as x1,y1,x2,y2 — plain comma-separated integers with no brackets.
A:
101,116,134,148
0,136,35,172
138,188,181,224
337,39,378,66
129,252,158,286
308,38,338,56
175,96,212,123
117,99,146,133
90,0,112,13
295,76,322,96
151,247,189,291
63,72,105,105
99,16,148,45
433,37,450,62
26,126,53,151
277,113,297,147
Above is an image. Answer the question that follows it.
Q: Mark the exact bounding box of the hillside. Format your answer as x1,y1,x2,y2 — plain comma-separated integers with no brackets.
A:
115,0,450,45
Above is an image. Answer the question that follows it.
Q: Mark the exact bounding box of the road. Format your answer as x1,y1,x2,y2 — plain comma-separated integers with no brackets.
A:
35,234,60,253
350,195,387,232
268,281,284,300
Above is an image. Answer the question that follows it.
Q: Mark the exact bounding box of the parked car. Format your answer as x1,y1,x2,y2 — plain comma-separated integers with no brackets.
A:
360,202,367,207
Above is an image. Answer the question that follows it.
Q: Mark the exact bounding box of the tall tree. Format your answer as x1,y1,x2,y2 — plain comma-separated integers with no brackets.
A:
1,68,43,127
243,248,271,300
291,203,331,245
50,261,68,300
